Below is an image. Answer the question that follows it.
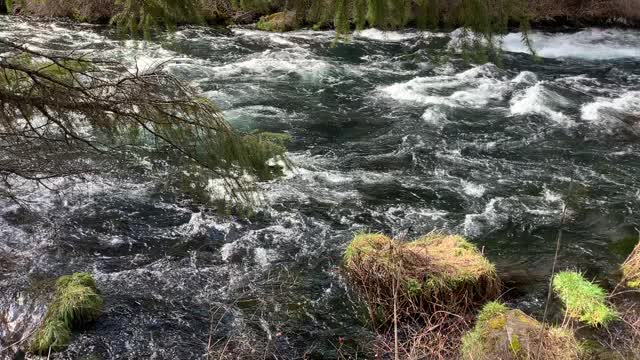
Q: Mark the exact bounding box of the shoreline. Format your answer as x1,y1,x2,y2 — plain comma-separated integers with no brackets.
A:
2,13,639,36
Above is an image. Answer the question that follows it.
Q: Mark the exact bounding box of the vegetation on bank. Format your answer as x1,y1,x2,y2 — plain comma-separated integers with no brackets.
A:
552,271,618,327
342,233,640,359
343,233,500,327
460,302,581,359
3,0,640,31
29,273,103,355
622,240,640,288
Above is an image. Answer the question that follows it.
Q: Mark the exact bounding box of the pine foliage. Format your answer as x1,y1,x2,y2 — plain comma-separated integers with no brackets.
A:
0,40,287,203
111,0,204,37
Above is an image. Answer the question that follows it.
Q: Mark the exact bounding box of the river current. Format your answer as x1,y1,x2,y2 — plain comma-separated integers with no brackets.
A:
1,16,640,359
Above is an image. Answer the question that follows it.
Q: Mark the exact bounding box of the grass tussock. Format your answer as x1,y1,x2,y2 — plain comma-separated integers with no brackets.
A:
460,301,582,360
622,239,640,288
552,271,618,327
256,11,300,32
29,272,103,355
343,232,500,328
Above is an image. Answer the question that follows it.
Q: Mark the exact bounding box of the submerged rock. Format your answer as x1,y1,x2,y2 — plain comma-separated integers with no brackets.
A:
552,271,618,327
29,272,103,355
461,302,581,360
256,11,299,32
343,233,500,326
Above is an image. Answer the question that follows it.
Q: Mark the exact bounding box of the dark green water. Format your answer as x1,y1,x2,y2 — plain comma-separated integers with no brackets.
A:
1,17,640,359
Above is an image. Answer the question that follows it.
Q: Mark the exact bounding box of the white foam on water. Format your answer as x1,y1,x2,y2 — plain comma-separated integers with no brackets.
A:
510,82,573,125
254,247,273,268
232,27,336,42
543,188,563,203
231,28,299,46
378,63,509,108
581,91,640,126
447,27,488,52
421,107,449,125
180,212,213,236
354,29,420,42
463,198,502,237
511,71,538,85
209,48,332,80
502,29,640,59
461,180,486,198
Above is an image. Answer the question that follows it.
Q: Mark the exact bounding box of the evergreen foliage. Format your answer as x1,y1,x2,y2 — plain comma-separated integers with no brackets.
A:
353,0,367,30
111,0,204,37
0,40,288,203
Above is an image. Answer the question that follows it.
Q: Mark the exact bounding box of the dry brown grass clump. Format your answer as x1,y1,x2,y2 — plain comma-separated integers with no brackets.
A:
622,240,640,289
343,233,500,328
460,302,582,360
372,314,469,359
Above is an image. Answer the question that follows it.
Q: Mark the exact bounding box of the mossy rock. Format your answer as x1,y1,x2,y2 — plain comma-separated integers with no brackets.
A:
256,11,300,32
343,233,500,326
552,271,617,327
461,302,581,360
622,240,640,288
29,272,103,355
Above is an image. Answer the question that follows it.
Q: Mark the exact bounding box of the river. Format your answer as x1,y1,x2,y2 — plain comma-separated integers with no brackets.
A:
1,16,640,359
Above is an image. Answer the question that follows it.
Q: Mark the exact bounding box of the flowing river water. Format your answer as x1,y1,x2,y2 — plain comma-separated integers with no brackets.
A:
1,16,640,359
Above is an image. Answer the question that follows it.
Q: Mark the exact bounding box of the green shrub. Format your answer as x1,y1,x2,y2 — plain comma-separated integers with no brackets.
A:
552,271,617,327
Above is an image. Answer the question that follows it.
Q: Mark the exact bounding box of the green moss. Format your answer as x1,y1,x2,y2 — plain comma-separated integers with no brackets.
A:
29,273,103,355
461,302,581,360
509,334,521,354
552,271,617,327
256,11,300,32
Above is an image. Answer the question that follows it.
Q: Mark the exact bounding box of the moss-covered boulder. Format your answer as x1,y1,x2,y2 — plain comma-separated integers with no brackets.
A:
622,240,640,288
461,302,581,360
256,11,300,32
553,271,617,327
343,233,500,326
29,272,103,355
